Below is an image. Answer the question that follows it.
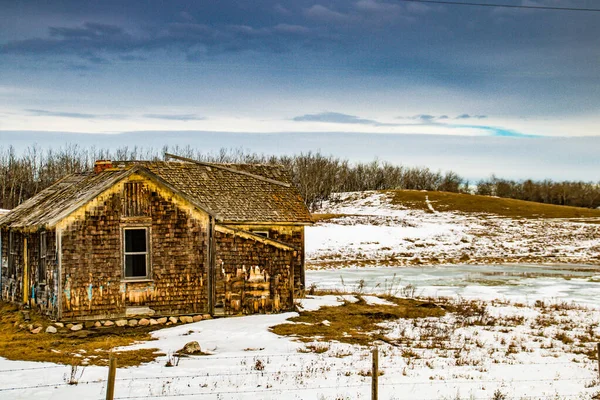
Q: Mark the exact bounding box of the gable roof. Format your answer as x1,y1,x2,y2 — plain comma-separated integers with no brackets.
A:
0,160,312,229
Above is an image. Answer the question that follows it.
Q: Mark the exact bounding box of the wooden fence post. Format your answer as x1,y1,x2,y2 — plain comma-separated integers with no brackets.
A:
597,343,600,381
106,353,117,400
372,347,379,400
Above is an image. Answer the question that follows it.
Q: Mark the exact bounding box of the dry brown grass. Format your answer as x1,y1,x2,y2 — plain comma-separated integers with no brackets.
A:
388,190,600,219
270,297,445,346
0,301,164,367
311,213,350,222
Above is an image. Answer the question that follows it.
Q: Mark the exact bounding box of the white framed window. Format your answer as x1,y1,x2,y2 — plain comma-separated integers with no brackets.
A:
39,231,47,282
123,227,150,279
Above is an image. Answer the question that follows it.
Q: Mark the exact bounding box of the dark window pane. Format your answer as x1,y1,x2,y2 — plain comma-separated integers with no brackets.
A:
125,254,147,277
125,229,146,252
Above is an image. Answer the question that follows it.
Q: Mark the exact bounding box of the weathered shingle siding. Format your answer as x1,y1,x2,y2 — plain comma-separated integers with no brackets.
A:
214,230,295,315
0,228,22,302
0,229,59,317
59,177,209,320
224,225,305,288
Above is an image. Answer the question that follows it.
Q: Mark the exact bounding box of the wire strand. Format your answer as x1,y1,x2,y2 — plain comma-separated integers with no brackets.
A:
395,0,600,12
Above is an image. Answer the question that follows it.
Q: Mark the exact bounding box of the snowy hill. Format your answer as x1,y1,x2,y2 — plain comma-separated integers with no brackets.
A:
306,191,600,268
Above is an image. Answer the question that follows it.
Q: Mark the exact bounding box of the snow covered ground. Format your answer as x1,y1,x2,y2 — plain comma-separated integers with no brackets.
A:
2,191,600,399
306,191,600,268
2,295,599,400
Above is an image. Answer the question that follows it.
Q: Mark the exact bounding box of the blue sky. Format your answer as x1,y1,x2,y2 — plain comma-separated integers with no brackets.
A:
1,0,600,137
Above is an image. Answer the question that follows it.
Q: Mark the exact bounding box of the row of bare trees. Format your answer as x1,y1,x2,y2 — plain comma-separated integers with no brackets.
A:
476,176,600,209
0,145,466,211
0,145,598,211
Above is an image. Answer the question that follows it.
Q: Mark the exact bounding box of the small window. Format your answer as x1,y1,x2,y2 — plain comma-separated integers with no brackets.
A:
39,231,47,282
252,231,269,238
123,228,149,279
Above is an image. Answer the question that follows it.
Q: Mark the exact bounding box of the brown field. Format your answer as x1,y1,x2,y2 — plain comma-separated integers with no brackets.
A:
270,296,445,346
0,302,163,367
387,190,600,219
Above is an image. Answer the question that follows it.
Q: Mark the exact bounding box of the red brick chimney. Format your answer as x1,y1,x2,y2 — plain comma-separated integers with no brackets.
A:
94,160,113,174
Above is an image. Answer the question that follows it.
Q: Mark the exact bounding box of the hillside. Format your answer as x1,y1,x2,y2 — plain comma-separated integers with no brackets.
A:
388,190,600,219
306,190,600,268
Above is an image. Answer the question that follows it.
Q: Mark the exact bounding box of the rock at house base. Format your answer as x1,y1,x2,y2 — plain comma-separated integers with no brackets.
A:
138,318,150,326
180,316,193,324
149,319,158,325
30,327,42,334
192,315,203,322
70,324,83,331
103,320,115,327
45,326,57,334
115,319,127,327
169,316,178,324
156,317,167,324
128,319,138,327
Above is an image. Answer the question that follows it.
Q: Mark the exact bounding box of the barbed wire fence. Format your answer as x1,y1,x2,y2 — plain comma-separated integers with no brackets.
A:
1,346,599,400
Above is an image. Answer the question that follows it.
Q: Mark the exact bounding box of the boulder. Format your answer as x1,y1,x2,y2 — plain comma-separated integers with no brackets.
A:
70,324,83,331
45,325,57,334
115,319,128,327
54,322,64,328
66,323,74,329
180,316,193,324
177,341,202,355
202,314,212,320
149,319,158,325
30,326,43,334
156,317,167,324
192,315,203,322
169,316,178,324
94,321,102,328
128,319,138,327
104,320,115,327
138,318,150,326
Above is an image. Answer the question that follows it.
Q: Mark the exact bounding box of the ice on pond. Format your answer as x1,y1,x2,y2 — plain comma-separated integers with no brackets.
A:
306,264,600,307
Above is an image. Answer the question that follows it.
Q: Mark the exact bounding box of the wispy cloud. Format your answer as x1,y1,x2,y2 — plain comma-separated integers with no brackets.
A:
143,114,205,121
293,112,397,126
1,20,320,64
456,114,487,120
26,109,125,119
399,114,484,122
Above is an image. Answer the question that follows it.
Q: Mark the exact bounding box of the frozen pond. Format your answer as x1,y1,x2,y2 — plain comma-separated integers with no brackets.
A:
306,264,600,307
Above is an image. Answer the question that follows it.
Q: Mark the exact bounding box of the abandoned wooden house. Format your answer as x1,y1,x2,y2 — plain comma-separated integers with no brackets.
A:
0,157,312,321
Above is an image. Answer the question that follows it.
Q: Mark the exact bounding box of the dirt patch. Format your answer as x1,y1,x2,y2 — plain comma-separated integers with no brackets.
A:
0,302,163,367
270,296,445,346
388,190,600,219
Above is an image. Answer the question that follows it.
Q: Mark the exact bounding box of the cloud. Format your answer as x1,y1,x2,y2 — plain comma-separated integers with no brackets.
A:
355,0,401,13
26,109,125,119
456,114,487,119
304,5,354,22
143,114,205,121
1,20,318,64
397,114,450,122
293,111,397,126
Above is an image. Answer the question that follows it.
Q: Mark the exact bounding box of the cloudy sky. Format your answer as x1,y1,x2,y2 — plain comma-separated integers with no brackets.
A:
1,0,599,137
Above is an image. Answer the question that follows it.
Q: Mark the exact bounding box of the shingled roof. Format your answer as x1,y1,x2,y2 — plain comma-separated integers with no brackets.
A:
0,160,312,229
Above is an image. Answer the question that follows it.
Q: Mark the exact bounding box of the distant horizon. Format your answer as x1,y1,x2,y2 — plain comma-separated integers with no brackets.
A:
1,130,598,183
